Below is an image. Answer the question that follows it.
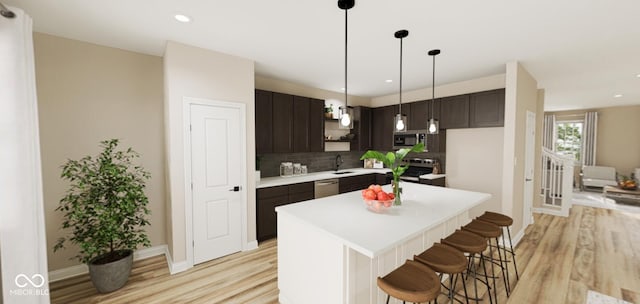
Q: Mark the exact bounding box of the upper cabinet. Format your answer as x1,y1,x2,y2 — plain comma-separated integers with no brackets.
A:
409,99,441,131
440,95,470,129
255,90,273,154
272,92,294,153
350,106,372,151
255,90,325,154
371,105,396,151
308,98,325,152
469,89,505,128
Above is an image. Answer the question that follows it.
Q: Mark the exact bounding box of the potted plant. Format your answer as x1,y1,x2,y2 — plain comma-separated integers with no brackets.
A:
54,139,151,293
325,104,334,119
360,143,424,205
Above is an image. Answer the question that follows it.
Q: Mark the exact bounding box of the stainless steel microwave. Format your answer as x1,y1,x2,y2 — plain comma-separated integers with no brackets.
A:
393,130,427,151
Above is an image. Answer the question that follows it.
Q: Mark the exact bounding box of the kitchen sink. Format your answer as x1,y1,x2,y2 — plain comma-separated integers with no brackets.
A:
332,171,353,175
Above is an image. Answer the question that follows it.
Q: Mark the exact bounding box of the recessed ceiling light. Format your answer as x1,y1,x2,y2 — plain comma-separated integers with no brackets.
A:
614,94,623,98
174,14,191,23
385,79,393,83
341,87,345,91
636,74,640,78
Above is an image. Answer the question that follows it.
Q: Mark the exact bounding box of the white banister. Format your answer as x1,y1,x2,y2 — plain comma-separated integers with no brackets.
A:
539,147,574,216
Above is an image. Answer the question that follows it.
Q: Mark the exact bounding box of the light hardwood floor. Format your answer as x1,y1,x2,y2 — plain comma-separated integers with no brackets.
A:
50,206,640,304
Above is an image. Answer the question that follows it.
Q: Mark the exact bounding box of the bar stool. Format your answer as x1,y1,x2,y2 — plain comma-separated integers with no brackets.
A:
377,260,441,304
477,212,519,292
462,219,507,301
414,243,470,304
441,230,492,304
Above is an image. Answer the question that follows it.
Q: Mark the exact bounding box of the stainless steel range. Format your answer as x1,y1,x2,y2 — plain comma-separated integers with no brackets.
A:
390,158,435,183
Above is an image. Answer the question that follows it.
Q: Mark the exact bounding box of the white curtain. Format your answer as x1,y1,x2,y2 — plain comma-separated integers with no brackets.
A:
0,6,50,304
582,111,598,166
543,114,556,150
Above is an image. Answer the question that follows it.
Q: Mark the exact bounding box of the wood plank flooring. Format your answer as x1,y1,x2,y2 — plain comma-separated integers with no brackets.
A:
50,205,640,304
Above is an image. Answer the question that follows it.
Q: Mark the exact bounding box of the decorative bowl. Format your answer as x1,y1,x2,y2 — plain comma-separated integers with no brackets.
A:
618,180,638,190
364,199,393,213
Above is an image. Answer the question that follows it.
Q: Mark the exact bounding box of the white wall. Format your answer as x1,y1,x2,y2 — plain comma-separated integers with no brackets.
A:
370,74,506,107
163,41,255,266
446,128,505,217
502,62,541,234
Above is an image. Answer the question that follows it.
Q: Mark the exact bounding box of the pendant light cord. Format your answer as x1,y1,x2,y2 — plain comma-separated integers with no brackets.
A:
344,8,348,109
399,37,403,113
431,52,435,116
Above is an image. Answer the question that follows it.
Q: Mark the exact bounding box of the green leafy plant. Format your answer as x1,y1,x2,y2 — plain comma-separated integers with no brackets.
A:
54,139,151,264
360,143,425,205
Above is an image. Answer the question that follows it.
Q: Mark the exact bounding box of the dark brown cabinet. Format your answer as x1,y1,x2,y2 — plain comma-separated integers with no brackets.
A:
293,96,310,152
427,132,446,153
272,92,294,153
419,176,445,187
255,90,273,154
255,90,325,154
440,95,470,129
256,182,314,242
350,106,372,151
409,101,427,130
339,174,376,194
376,173,391,185
371,105,395,151
256,185,288,242
308,98,325,152
469,89,505,128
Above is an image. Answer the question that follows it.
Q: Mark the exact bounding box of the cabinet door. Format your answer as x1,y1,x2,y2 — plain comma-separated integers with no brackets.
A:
469,89,505,128
293,96,310,152
288,182,314,203
255,90,273,154
308,98,325,152
371,105,395,151
409,101,428,130
256,186,289,242
440,95,470,129
272,93,294,153
351,106,371,151
376,174,390,185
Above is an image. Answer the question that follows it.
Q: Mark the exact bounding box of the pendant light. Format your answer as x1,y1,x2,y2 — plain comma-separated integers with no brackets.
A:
427,49,440,134
338,0,354,129
394,30,409,132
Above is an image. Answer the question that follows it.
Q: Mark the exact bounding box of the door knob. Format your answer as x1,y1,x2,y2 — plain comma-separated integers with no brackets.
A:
525,178,532,182
229,186,241,192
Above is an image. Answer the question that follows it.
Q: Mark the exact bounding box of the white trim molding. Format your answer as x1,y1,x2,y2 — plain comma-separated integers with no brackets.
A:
245,240,258,251
164,246,191,275
532,207,569,217
48,245,168,282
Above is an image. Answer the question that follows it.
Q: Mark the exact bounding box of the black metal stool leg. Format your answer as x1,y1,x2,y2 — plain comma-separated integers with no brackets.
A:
480,253,493,304
506,227,519,280
488,238,498,304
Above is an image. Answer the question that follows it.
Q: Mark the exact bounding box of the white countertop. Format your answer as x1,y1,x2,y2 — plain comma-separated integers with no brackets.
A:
276,182,490,258
257,168,390,188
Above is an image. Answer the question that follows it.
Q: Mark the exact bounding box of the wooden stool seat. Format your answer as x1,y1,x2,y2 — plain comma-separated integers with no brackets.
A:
377,260,440,303
478,211,513,227
414,243,467,274
463,219,502,238
442,230,487,254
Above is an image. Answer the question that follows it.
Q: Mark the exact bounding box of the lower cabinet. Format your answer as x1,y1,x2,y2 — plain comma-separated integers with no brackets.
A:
339,174,376,194
376,173,391,185
257,182,313,242
419,177,446,187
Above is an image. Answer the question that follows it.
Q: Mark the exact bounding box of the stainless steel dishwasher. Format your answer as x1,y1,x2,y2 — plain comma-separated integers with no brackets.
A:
314,179,339,198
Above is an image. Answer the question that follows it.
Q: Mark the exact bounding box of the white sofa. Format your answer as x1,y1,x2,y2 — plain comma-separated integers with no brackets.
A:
582,166,617,190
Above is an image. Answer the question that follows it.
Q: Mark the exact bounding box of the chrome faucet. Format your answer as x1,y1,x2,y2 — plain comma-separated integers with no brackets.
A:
335,154,343,171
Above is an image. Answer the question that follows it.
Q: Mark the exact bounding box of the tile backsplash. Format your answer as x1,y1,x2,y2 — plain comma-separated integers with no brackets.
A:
257,151,445,177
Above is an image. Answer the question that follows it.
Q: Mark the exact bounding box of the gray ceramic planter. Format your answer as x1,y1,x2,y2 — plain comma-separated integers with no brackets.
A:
88,250,133,293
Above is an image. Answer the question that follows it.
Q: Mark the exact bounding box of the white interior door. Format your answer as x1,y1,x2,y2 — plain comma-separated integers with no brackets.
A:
523,111,536,227
190,103,243,265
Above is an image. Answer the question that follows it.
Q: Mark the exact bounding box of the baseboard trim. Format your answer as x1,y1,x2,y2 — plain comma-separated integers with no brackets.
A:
511,228,525,248
48,244,168,282
164,246,192,275
245,240,258,251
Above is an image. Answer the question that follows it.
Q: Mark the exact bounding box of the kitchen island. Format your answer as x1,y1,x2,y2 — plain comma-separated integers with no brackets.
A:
276,182,491,304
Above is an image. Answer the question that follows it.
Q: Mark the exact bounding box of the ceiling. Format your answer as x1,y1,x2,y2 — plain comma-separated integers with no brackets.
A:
7,0,640,111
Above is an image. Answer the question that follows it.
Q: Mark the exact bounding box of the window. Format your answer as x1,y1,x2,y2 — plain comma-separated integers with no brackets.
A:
555,121,583,161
